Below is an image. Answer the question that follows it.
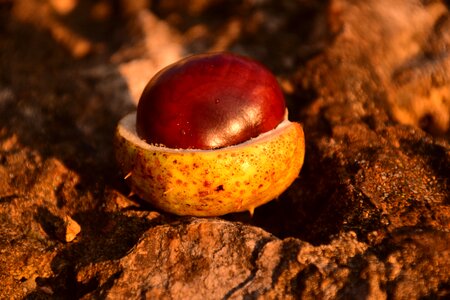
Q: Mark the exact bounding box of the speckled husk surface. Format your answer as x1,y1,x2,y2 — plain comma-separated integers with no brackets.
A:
1,1,450,299
115,113,305,216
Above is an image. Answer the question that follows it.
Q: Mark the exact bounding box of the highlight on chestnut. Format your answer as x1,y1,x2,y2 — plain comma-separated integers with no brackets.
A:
115,52,305,216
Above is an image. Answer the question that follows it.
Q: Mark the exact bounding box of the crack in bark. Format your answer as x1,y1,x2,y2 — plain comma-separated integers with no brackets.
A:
221,237,274,299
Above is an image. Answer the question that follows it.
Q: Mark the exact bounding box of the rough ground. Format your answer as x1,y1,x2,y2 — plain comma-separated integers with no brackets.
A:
1,0,449,299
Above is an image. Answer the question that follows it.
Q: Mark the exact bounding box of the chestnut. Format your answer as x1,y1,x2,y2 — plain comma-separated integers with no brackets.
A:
115,52,305,216
136,53,286,150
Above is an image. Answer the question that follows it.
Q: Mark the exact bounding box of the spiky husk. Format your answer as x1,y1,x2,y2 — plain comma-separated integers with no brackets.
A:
115,112,305,216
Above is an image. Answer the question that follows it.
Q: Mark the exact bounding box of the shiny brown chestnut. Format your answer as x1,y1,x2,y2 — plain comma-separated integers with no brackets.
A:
136,52,286,149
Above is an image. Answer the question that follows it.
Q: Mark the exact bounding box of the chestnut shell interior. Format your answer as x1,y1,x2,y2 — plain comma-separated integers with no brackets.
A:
123,111,290,152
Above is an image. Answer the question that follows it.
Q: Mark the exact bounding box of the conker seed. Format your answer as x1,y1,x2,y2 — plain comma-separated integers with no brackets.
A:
136,52,286,150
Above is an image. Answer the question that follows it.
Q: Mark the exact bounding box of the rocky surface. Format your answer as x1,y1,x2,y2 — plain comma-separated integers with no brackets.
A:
1,0,449,299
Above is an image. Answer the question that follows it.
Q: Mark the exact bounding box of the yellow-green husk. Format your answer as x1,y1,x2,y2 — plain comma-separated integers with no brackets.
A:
115,112,305,216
